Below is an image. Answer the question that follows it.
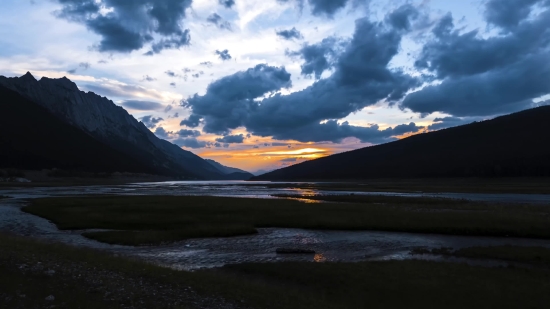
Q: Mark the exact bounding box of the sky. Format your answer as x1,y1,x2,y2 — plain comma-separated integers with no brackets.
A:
0,0,549,174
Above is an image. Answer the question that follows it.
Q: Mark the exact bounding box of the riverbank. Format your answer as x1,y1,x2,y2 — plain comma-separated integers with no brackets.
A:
23,195,550,246
2,232,550,309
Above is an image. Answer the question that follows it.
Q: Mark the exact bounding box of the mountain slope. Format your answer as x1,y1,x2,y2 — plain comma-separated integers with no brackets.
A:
205,159,253,180
0,73,229,179
0,85,162,174
253,106,550,180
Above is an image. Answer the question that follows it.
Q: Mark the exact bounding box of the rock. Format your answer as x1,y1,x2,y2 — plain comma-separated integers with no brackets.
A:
275,248,315,254
45,295,55,301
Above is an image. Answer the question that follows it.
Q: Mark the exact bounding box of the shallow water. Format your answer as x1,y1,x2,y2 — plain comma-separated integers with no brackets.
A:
1,181,550,270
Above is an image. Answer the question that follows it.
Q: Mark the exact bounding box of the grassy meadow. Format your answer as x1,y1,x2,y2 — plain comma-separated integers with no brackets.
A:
23,195,550,245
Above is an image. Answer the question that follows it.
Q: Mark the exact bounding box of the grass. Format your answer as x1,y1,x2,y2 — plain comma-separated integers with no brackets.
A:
453,246,550,265
2,232,550,309
23,195,550,246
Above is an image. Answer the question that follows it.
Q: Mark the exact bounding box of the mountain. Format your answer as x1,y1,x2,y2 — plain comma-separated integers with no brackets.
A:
0,85,158,175
0,73,241,179
205,159,253,180
253,106,550,181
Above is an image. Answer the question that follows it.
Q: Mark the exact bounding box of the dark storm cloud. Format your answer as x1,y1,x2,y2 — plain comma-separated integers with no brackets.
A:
53,0,192,54
182,64,292,134
154,126,171,138
215,49,232,60
403,1,550,117
177,129,201,137
309,0,349,17
286,37,344,79
180,114,202,127
207,13,232,30
386,4,419,31
276,27,303,40
121,100,164,111
139,115,164,129
182,5,423,143
173,137,210,148
218,0,235,8
215,134,245,143
484,0,542,31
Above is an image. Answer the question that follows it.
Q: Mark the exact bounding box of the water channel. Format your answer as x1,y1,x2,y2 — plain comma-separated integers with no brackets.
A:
1,181,549,270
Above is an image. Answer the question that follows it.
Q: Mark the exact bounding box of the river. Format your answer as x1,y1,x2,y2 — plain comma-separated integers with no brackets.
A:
1,181,550,270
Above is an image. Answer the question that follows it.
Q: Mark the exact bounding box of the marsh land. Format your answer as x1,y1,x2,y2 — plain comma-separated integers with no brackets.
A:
2,181,550,308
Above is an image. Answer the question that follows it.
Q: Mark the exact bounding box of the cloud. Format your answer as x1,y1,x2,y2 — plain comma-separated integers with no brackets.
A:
218,0,235,9
142,75,156,82
177,129,201,137
286,37,344,79
215,134,245,143
206,13,232,31
53,0,192,54
139,115,164,129
280,158,297,162
403,1,550,117
182,6,422,143
164,105,173,113
276,27,303,40
200,61,213,67
79,62,91,70
154,126,171,138
308,0,350,17
121,100,164,111
174,137,210,148
170,82,176,87
165,70,178,77
215,49,232,60
182,64,292,134
271,142,288,146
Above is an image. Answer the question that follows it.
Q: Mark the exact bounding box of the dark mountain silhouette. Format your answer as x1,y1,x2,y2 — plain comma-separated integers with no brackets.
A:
205,160,253,180
0,73,245,179
253,106,550,181
0,85,164,175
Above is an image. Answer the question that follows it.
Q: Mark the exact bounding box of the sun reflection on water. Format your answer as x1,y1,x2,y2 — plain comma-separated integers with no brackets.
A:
314,254,326,262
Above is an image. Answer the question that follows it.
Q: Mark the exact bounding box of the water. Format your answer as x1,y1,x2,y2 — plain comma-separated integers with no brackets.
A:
1,181,550,270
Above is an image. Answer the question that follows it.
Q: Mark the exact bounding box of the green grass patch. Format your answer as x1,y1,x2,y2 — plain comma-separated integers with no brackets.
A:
22,195,550,245
2,233,550,309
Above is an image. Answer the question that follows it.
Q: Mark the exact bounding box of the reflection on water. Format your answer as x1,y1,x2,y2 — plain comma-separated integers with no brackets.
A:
314,254,326,262
2,181,550,270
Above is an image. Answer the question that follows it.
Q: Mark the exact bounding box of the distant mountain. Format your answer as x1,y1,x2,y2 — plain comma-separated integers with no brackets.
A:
0,73,241,179
253,106,550,181
0,85,157,175
205,160,253,180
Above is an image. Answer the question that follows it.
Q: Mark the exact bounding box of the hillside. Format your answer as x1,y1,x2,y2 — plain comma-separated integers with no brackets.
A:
0,73,246,180
0,85,163,175
253,106,550,180
206,160,253,180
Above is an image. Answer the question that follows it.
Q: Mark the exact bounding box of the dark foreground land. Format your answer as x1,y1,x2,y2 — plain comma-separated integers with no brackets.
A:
2,232,550,309
23,195,550,245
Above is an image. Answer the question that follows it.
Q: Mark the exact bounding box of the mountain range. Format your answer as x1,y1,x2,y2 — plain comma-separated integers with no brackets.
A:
253,106,550,181
0,73,252,180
